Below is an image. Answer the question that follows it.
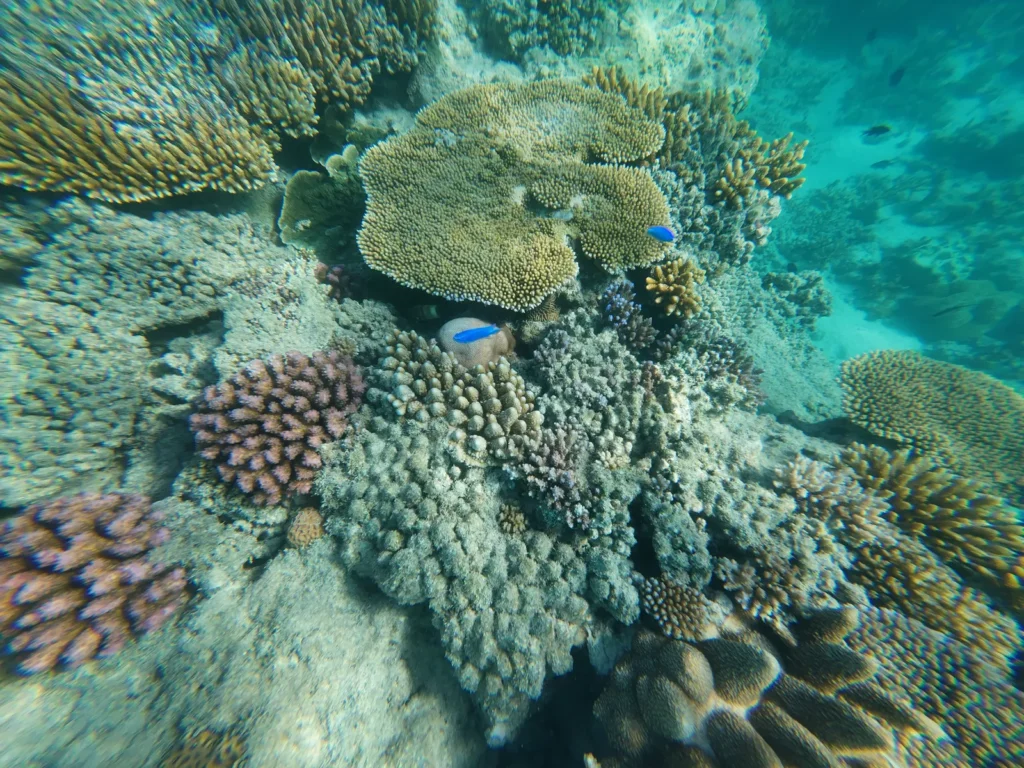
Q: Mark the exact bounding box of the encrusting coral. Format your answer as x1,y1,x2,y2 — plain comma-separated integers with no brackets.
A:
840,349,1024,503
189,350,366,506
0,0,435,202
645,258,706,317
593,608,941,768
357,80,672,311
0,493,188,674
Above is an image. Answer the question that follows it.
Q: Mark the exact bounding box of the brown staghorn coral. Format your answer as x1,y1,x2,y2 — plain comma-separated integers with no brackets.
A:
839,442,1024,596
638,577,711,642
0,493,188,675
840,350,1024,503
645,258,706,317
357,80,671,311
776,454,1021,672
189,350,365,506
845,607,1024,768
593,608,940,768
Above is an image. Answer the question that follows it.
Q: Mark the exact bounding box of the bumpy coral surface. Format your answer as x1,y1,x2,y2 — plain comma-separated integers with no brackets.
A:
0,493,188,674
840,349,1024,502
358,80,671,310
190,350,365,506
594,608,939,767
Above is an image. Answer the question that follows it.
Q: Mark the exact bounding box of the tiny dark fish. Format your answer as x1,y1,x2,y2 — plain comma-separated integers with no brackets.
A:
647,225,676,243
889,66,906,86
866,27,878,43
452,324,501,344
932,303,971,318
863,124,892,138
871,159,897,169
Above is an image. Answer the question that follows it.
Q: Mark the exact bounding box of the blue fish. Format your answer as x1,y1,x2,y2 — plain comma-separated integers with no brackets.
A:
453,324,502,344
647,225,676,243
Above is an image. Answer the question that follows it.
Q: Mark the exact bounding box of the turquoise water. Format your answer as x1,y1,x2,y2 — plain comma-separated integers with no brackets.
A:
0,1,1021,766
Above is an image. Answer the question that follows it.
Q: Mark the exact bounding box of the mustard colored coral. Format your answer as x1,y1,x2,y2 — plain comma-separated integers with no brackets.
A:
840,350,1024,503
645,258,706,317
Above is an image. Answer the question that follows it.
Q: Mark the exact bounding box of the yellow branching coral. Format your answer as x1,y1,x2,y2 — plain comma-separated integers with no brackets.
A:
840,442,1024,595
645,258,705,317
840,350,1024,503
358,80,672,310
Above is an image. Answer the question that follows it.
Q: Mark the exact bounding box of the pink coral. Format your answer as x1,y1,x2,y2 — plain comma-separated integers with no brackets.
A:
190,350,365,505
0,493,188,674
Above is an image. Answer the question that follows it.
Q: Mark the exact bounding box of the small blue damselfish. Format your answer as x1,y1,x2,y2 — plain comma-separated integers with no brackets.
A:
452,324,502,344
647,225,676,243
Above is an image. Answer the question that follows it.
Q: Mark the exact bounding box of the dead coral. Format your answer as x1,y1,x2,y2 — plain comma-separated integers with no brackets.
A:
0,493,188,674
190,350,365,506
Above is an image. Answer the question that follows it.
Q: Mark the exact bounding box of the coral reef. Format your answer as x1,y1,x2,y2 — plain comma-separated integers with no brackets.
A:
476,0,609,59
594,608,939,767
840,350,1024,502
0,493,188,674
0,0,434,201
645,258,706,318
846,607,1024,767
760,270,832,330
839,442,1024,596
286,507,326,549
357,80,671,310
189,350,365,506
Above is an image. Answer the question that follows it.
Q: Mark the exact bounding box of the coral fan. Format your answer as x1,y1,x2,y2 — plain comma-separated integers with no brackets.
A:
594,608,939,767
0,493,188,674
840,349,1024,502
357,80,670,310
645,258,706,317
190,350,365,506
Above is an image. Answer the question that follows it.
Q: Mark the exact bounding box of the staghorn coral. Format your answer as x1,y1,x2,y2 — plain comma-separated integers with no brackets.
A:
189,350,365,506
845,607,1024,768
0,493,188,674
645,258,706,318
373,329,543,464
840,349,1024,502
159,727,246,768
839,442,1024,595
600,280,657,352
286,507,325,548
638,576,711,642
594,608,940,768
357,80,671,311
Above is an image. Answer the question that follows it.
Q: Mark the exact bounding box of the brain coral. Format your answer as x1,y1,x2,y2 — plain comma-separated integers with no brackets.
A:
357,80,671,311
594,608,940,767
0,493,188,674
840,350,1024,502
190,350,365,506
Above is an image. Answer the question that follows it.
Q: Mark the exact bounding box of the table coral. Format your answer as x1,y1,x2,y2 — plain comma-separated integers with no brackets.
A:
594,608,940,767
840,349,1024,503
190,350,365,506
357,80,671,311
0,493,188,674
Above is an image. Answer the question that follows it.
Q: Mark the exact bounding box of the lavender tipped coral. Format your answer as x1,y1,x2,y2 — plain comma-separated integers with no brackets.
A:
0,493,187,674
189,350,366,506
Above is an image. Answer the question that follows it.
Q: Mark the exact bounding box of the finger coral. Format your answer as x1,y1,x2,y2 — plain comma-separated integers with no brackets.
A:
0,493,188,675
840,349,1024,503
645,258,706,318
190,350,365,506
357,80,671,311
593,608,939,767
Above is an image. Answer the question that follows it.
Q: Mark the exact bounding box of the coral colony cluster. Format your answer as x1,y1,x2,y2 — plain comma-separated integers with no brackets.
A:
0,494,187,674
0,0,1021,765
189,351,365,506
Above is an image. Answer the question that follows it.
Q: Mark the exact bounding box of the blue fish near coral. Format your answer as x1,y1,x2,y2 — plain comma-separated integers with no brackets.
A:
646,225,676,243
452,324,502,344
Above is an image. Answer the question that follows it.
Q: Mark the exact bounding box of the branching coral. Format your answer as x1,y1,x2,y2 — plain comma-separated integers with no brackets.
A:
760,270,832,330
286,507,325,548
357,80,671,311
638,577,711,642
594,608,940,767
476,0,609,59
645,258,706,317
0,493,188,674
515,426,589,530
845,607,1024,767
600,280,657,351
839,442,1024,595
190,350,365,506
840,350,1024,503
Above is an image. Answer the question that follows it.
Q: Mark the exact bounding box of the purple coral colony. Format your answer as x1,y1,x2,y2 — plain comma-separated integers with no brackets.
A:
0,0,1022,765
